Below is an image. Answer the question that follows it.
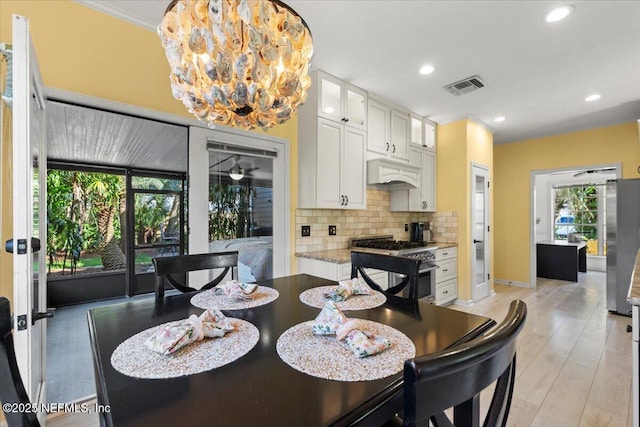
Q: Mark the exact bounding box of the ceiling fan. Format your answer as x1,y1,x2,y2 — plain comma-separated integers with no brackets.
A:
209,155,259,180
572,167,616,177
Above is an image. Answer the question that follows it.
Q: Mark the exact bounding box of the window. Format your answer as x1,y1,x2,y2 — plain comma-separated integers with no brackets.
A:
553,184,606,255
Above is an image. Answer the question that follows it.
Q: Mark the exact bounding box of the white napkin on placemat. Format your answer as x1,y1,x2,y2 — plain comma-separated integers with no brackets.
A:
312,301,390,358
144,309,234,355
323,277,373,302
213,280,258,300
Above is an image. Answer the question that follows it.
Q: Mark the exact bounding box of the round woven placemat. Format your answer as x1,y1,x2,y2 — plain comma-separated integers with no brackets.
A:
190,286,279,310
299,286,387,311
111,318,259,379
276,320,415,382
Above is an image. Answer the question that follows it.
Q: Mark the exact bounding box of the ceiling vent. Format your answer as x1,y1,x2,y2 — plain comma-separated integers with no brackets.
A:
444,75,486,96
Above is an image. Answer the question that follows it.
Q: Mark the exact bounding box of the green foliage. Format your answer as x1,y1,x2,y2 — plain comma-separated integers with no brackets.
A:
554,185,600,240
47,170,125,273
208,183,254,240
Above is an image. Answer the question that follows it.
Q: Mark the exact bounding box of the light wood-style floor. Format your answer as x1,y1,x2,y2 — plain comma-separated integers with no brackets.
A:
47,271,632,427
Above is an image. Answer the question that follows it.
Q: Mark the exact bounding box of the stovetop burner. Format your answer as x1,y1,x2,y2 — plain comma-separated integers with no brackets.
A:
354,240,428,251
349,235,436,255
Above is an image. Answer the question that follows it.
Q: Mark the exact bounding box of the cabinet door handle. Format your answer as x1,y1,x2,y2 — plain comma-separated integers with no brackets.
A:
344,118,349,123
443,290,449,294
443,269,448,273
340,195,345,206
385,142,389,152
345,195,349,205
392,144,396,153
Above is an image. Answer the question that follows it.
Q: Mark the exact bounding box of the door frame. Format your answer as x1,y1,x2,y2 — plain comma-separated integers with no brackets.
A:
188,126,291,282
470,162,491,302
528,163,621,288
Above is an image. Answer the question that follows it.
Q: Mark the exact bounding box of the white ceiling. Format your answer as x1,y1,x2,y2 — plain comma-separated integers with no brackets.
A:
76,0,640,144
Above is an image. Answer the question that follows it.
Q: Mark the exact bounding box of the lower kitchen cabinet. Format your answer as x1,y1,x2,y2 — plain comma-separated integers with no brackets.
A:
435,247,457,305
297,257,388,289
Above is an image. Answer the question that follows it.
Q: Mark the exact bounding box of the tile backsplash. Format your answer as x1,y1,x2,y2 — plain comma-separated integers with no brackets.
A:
295,189,457,253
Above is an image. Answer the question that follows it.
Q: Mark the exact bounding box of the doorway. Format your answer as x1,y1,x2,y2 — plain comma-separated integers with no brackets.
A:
471,163,490,302
188,126,290,285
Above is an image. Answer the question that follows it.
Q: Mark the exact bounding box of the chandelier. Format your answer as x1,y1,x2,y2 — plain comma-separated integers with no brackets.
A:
158,0,313,130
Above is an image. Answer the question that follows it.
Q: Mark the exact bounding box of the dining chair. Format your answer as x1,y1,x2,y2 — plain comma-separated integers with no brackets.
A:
0,297,41,427
350,251,422,300
399,299,527,427
153,251,239,300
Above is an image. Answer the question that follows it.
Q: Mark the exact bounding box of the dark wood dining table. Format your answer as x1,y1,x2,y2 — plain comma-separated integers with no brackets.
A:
87,274,495,427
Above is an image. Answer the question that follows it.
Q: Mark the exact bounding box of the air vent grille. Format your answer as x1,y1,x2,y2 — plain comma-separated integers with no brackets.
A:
444,75,486,96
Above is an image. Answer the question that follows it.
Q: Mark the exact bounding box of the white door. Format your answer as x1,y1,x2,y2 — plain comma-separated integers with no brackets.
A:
471,164,490,301
341,126,366,209
11,14,49,415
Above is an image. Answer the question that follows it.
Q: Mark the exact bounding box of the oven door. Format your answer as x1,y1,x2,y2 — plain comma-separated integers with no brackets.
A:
390,266,436,303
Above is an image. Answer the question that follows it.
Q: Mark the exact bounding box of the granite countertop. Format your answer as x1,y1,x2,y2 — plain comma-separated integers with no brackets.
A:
627,249,640,305
295,242,458,264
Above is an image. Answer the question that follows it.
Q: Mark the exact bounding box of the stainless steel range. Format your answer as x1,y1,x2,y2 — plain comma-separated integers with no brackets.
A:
350,236,437,302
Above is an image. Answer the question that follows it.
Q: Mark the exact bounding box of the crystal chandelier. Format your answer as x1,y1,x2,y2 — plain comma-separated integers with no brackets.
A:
158,0,313,130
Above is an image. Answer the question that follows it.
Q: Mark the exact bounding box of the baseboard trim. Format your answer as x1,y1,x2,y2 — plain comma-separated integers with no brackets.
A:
453,298,473,307
494,279,531,288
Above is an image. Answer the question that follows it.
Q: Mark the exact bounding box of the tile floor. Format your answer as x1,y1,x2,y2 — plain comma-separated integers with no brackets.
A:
48,271,634,426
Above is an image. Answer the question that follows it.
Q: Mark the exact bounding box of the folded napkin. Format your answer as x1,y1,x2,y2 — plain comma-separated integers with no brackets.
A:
145,309,234,355
312,301,391,358
213,280,258,300
323,277,373,302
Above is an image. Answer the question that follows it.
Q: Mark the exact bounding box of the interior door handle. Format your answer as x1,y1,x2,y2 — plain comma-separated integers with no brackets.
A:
473,239,483,244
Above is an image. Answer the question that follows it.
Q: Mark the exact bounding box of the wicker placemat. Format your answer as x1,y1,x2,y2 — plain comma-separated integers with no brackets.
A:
111,318,259,379
190,286,279,310
276,320,415,382
299,286,387,311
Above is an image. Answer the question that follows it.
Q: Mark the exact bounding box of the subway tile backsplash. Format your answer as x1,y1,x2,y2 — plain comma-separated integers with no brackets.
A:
295,189,457,253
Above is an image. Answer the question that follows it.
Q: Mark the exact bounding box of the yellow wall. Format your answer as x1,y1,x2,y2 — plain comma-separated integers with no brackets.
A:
494,121,640,284
0,1,300,278
437,119,494,301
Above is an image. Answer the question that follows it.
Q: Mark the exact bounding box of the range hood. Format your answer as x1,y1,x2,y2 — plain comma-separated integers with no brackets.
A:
367,158,420,190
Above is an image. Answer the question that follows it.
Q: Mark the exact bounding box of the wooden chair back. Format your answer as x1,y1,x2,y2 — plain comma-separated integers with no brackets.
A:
350,251,422,300
402,299,527,427
153,251,239,300
0,297,40,427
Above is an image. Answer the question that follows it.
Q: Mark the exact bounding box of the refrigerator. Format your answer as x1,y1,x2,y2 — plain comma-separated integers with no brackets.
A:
606,179,640,316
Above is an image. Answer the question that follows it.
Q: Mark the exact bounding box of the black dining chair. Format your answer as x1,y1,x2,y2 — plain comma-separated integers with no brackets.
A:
350,251,422,300
153,251,239,300
398,299,527,427
0,297,40,427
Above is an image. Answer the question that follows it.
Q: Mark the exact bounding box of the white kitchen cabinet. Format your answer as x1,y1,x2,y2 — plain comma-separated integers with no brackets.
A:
298,71,368,210
410,114,437,151
389,145,436,212
311,118,366,209
367,98,409,161
316,70,367,131
297,258,388,289
435,247,457,306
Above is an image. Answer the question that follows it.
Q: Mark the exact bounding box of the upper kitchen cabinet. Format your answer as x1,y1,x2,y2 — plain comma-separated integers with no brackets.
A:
410,114,437,151
367,98,410,162
315,70,367,131
298,71,367,210
390,144,436,212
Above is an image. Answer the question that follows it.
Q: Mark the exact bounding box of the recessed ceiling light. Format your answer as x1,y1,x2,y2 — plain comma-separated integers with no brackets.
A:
585,94,601,102
494,116,506,123
419,65,435,75
544,5,574,23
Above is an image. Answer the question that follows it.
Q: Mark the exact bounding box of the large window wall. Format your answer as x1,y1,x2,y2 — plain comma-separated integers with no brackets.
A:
553,183,607,256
